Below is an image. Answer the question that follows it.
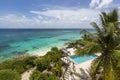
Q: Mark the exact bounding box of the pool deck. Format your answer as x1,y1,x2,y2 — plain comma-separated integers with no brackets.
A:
61,56,93,80
62,47,100,80
72,59,93,80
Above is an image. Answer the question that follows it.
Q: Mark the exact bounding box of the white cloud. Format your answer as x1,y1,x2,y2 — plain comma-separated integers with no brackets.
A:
90,0,100,8
118,6,120,10
0,8,100,28
30,9,100,28
90,0,113,9
97,0,113,9
0,14,42,28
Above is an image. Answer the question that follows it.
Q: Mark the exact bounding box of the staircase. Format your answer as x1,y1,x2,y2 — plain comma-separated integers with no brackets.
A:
61,56,76,80
63,66,71,80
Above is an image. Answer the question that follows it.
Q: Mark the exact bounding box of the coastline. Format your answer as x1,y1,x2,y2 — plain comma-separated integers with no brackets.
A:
31,44,67,57
31,49,49,56
0,29,82,61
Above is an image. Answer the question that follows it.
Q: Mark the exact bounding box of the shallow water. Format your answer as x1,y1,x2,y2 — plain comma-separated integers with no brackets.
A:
0,29,94,61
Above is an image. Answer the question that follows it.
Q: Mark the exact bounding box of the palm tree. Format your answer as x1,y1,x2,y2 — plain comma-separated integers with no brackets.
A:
80,29,94,41
77,9,120,80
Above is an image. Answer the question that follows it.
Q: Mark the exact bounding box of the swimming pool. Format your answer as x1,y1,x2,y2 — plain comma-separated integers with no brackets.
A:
70,55,96,64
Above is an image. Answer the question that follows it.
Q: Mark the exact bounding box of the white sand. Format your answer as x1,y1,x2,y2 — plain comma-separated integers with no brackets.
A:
32,50,49,56
21,67,36,80
31,45,67,57
72,59,93,80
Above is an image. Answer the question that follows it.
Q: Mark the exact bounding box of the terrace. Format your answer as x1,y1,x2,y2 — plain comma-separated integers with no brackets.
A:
61,47,98,80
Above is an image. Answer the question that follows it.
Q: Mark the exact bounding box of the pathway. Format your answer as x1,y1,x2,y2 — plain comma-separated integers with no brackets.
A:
21,67,36,80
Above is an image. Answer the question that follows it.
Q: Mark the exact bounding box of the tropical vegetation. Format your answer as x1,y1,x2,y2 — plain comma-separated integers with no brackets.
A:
0,69,21,80
30,47,63,80
0,56,36,74
76,9,120,80
0,47,63,80
0,8,119,80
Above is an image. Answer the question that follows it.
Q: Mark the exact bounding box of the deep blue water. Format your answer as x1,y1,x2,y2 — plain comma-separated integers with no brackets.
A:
0,29,94,61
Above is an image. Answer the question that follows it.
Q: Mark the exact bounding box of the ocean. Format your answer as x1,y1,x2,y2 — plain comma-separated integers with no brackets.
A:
0,29,94,61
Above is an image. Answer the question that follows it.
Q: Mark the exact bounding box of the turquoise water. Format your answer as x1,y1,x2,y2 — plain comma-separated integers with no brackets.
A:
0,29,94,61
70,55,96,64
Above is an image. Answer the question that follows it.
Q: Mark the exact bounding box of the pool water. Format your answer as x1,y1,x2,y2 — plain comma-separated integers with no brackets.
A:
70,55,96,64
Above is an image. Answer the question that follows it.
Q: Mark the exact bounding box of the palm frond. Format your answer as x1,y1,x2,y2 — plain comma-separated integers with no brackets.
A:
114,45,120,50
90,22,102,35
100,14,105,26
80,29,96,41
76,41,101,56
91,55,104,79
75,9,120,80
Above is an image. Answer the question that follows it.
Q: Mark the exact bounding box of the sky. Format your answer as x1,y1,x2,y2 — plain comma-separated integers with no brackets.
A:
0,0,119,28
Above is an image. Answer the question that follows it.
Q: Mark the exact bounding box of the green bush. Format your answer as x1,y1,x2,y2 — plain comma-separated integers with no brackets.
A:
34,57,50,72
11,60,26,73
0,56,37,73
0,47,63,80
23,56,36,68
34,47,62,72
52,61,62,77
45,47,62,62
38,73,58,80
51,47,59,52
30,70,60,80
30,70,40,80
0,69,21,80
0,60,14,70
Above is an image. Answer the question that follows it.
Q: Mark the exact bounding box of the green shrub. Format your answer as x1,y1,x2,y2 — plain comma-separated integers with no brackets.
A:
0,60,14,70
34,57,50,72
45,48,62,62
51,47,59,52
52,61,62,77
0,56,37,73
0,69,21,80
38,73,58,80
23,56,36,68
0,47,63,80
30,70,40,80
11,60,25,73
30,71,59,80
34,47,62,72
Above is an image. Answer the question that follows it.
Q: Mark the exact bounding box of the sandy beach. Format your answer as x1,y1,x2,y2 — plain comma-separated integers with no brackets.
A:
31,45,67,56
32,50,49,56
